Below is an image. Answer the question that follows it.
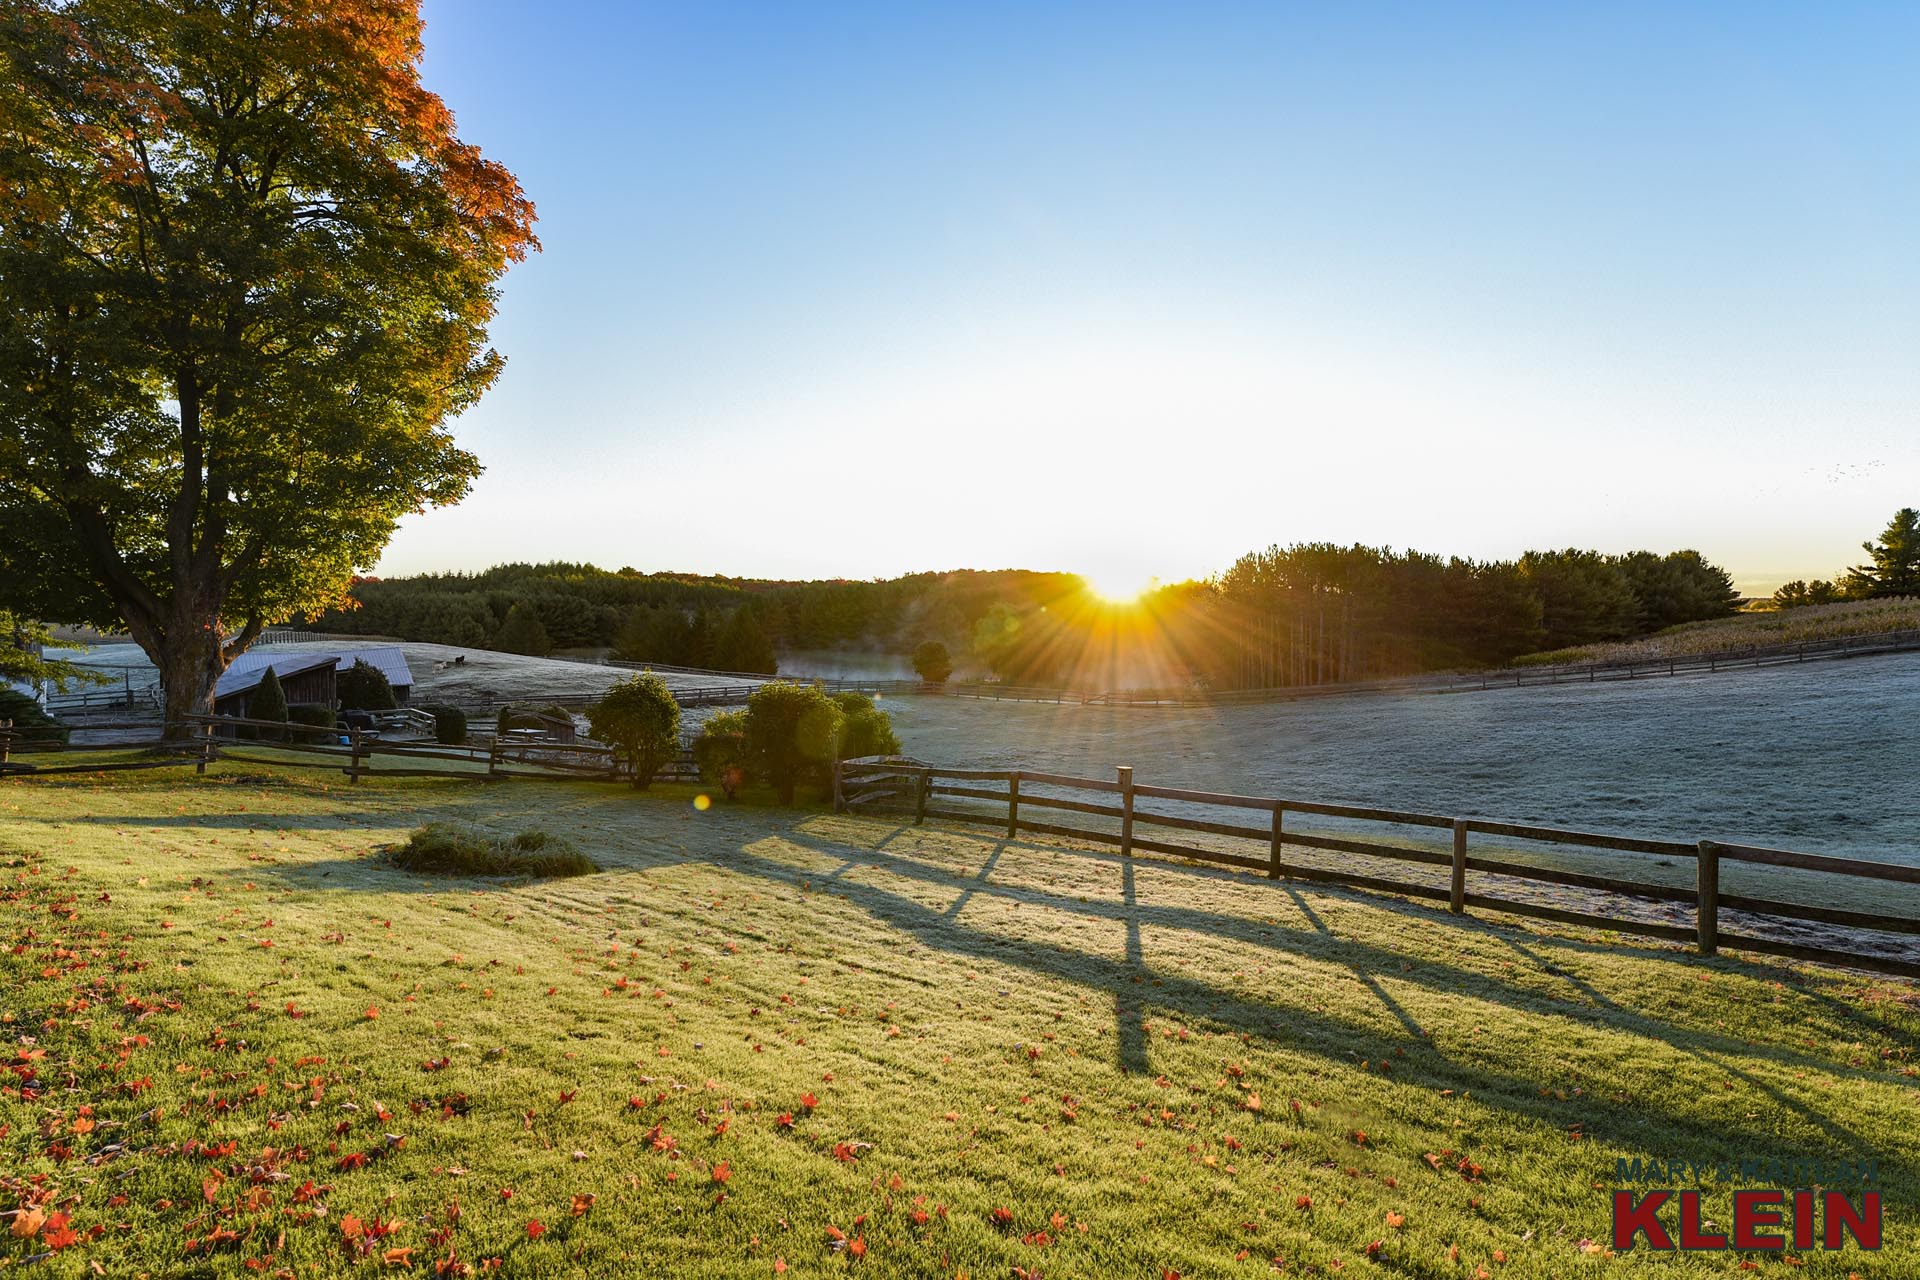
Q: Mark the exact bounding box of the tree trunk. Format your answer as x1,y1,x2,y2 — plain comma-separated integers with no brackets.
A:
153,625,226,739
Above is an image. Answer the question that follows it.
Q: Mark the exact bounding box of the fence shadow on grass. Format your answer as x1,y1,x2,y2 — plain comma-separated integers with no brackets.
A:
792,816,1920,1057
168,787,1920,1187
746,819,1918,1183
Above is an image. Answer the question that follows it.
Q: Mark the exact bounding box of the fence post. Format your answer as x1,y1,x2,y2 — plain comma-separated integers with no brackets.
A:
197,722,213,775
1268,803,1285,880
0,719,11,769
349,729,364,784
1006,772,1020,839
1450,819,1468,914
1696,840,1719,955
1117,765,1134,855
830,759,843,812
914,767,929,825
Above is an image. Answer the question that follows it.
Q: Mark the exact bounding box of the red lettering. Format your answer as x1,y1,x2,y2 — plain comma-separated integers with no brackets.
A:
1792,1190,1813,1250
1613,1190,1674,1251
1823,1191,1881,1251
1677,1190,1726,1249
1733,1189,1786,1250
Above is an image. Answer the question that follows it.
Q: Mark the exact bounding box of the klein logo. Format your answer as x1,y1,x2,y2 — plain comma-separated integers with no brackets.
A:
1611,1189,1880,1252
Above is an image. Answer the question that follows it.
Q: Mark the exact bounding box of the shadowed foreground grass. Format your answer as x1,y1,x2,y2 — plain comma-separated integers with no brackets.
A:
1,762,1916,1277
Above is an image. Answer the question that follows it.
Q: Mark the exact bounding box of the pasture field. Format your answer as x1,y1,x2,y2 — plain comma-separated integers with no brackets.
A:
879,650,1920,864
1,764,1916,1277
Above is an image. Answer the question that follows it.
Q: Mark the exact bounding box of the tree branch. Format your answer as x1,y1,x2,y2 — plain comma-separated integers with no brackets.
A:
222,614,265,663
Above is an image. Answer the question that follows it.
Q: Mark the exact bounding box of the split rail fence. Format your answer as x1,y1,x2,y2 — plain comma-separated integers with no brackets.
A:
8,717,1917,981
0,715,697,786
833,758,1920,980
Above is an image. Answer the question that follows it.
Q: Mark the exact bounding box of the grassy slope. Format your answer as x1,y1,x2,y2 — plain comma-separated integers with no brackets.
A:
1,766,1916,1278
1516,598,1920,667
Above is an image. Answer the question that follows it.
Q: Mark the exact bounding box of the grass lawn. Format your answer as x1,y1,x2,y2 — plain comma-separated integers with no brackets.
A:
2,763,1916,1277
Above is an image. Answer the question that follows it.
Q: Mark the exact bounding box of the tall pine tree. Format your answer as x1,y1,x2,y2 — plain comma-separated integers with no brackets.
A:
1848,508,1920,598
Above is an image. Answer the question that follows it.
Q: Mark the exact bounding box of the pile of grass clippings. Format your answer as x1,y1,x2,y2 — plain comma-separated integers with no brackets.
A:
386,821,599,878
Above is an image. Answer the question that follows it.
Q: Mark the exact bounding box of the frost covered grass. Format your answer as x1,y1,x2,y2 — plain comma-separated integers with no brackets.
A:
385,822,598,879
2,764,1917,1276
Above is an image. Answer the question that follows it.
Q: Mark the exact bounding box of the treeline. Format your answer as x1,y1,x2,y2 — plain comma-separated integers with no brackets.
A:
1164,545,1740,691
1773,508,1920,607
314,545,1741,690
307,563,1083,668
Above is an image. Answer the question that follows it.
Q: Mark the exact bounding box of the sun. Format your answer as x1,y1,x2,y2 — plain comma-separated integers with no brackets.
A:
1082,569,1156,605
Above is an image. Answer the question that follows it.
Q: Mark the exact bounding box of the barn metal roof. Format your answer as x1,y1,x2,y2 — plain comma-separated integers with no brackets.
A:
214,654,338,698
218,646,414,697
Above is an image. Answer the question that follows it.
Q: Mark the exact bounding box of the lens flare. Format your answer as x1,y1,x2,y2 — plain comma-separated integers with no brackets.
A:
1083,570,1154,605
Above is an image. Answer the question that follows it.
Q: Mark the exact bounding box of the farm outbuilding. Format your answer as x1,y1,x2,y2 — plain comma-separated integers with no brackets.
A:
321,647,416,705
212,640,418,721
213,655,339,719
212,646,417,718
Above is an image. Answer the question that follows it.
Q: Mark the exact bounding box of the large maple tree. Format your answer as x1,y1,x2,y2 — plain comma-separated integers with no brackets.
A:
0,0,536,728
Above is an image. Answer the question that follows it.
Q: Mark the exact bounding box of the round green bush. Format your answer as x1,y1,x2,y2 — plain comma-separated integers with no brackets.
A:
287,704,338,743
424,704,468,745
586,674,680,789
744,682,844,805
912,640,954,684
691,709,750,799
338,659,398,711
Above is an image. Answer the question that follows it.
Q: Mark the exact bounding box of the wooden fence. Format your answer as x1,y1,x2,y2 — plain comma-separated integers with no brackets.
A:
10,719,1916,982
832,758,1920,981
0,715,700,787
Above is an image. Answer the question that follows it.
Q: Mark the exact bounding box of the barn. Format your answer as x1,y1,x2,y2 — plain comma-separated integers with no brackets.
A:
324,648,416,705
213,654,339,719
212,646,416,718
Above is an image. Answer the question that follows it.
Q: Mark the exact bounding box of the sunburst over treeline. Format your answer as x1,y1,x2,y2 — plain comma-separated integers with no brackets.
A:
313,543,1741,690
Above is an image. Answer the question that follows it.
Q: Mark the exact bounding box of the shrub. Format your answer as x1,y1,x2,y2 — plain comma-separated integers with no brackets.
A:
0,689,69,747
424,704,468,745
744,682,843,805
386,822,598,878
691,709,750,799
912,640,953,684
831,691,900,759
287,704,337,743
248,666,289,740
586,674,681,789
494,602,552,657
338,659,397,711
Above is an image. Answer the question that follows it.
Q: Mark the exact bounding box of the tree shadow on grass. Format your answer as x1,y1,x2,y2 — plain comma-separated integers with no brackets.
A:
201,803,1920,1186
788,817,1919,1060
1283,885,1426,1040
1493,934,1889,1159
746,822,1919,1184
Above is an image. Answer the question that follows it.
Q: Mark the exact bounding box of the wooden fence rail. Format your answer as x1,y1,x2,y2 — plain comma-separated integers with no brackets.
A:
0,716,705,787
831,758,1920,981
9,721,1916,981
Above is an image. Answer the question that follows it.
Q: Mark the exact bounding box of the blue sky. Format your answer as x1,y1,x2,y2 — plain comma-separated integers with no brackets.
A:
392,2,1920,592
